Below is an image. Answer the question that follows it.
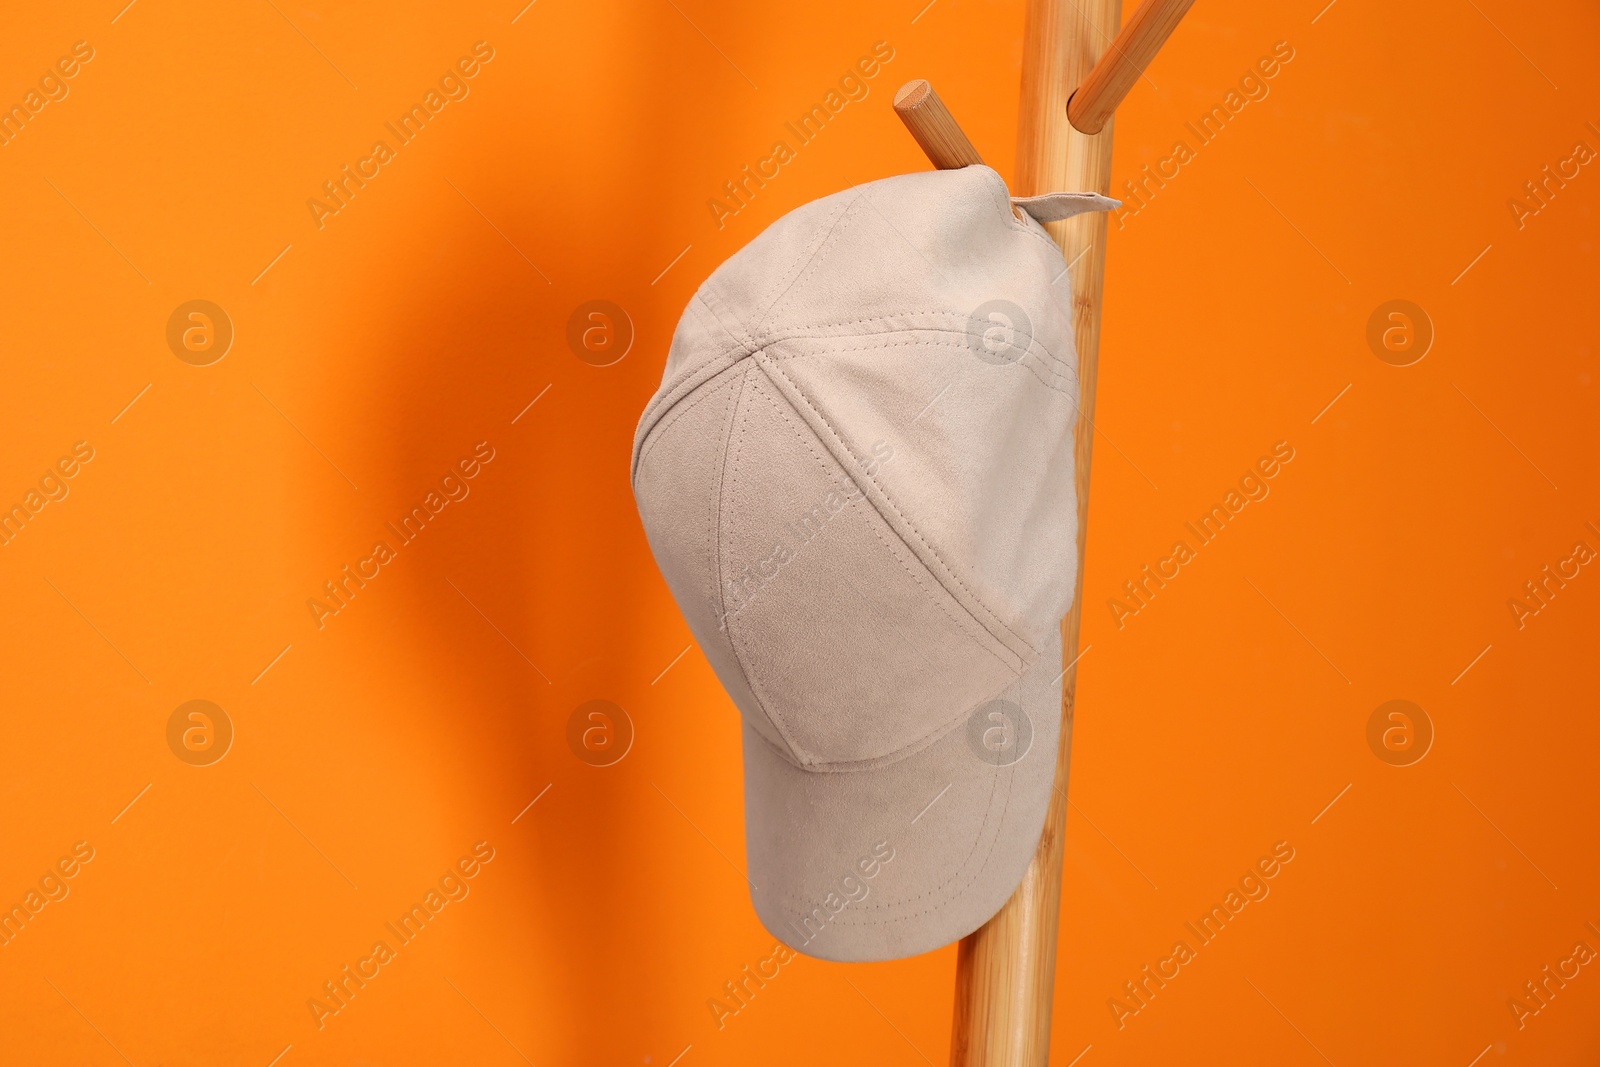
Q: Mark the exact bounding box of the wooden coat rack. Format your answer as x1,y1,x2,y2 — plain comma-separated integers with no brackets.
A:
893,0,1194,1062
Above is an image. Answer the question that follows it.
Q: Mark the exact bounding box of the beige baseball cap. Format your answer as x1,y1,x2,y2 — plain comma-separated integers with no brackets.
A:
631,165,1114,962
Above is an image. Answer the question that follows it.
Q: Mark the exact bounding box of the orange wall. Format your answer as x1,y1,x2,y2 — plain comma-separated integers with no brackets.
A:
2,1,1597,1064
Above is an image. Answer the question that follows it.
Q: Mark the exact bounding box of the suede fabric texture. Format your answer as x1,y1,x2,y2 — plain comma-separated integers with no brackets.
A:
631,165,1112,962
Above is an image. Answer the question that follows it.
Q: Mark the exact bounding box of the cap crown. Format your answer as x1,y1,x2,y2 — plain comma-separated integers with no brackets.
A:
633,166,1081,770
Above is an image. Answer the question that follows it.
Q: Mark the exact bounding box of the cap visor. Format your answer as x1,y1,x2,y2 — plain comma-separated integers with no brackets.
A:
742,624,1064,962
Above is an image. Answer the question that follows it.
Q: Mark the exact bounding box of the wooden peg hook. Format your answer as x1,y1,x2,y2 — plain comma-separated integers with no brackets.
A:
1068,0,1195,134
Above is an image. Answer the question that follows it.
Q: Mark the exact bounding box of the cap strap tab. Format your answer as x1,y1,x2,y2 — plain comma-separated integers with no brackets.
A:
1009,191,1121,223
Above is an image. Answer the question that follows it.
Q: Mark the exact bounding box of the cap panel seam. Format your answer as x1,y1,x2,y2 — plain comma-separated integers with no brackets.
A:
635,359,747,472
699,269,758,351
631,292,752,486
758,350,1036,656
717,361,811,761
637,189,863,474
721,378,1020,768
750,310,962,333
766,332,1077,399
759,318,1077,386
746,191,862,341
754,352,1038,662
748,187,870,340
638,168,1085,486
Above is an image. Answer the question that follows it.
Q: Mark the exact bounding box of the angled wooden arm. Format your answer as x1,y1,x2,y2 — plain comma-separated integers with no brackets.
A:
893,80,986,170
1067,0,1195,134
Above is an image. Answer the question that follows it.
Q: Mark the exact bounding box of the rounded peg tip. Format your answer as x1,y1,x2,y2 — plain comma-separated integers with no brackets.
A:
889,78,984,170
1065,89,1108,135
894,79,932,110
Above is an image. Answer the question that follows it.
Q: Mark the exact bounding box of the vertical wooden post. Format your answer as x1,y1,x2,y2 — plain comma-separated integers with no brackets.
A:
947,0,1120,1063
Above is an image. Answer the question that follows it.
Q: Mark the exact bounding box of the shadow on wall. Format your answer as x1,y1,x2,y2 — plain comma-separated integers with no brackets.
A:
334,101,680,1059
